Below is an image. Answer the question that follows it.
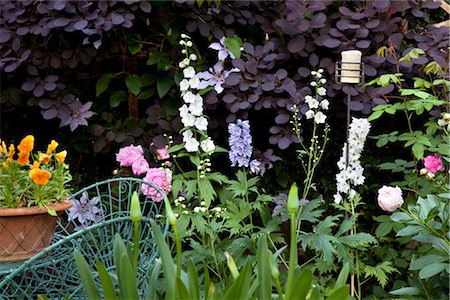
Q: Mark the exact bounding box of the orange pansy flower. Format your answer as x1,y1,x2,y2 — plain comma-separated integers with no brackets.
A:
39,153,50,164
55,150,67,164
7,144,15,160
30,161,40,170
29,168,52,185
17,135,34,152
46,140,59,154
17,151,31,166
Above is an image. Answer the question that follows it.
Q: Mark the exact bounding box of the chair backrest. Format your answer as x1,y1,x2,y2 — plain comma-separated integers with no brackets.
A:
0,177,167,298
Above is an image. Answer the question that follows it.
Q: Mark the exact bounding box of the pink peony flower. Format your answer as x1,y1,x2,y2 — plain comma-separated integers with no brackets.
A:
156,146,170,160
424,154,445,174
141,168,172,202
131,158,149,176
116,145,144,167
377,185,404,212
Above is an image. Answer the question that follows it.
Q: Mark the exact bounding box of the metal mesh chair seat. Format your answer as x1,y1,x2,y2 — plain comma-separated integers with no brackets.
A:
0,177,167,299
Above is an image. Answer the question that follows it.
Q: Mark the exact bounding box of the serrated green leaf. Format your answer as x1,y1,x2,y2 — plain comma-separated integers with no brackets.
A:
157,77,172,98
364,261,398,288
125,75,142,96
96,73,113,96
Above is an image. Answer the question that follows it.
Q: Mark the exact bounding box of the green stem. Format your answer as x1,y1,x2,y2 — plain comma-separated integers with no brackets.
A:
400,207,450,245
133,221,139,273
210,237,224,286
172,222,182,279
287,212,298,288
242,169,253,226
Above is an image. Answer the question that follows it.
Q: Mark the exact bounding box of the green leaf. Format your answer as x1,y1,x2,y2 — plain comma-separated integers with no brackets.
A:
47,207,57,216
187,259,199,300
410,254,448,271
367,110,384,122
151,220,176,299
125,75,142,96
96,73,113,96
375,222,393,237
326,285,350,300
198,178,216,206
95,260,117,299
146,50,163,65
390,287,421,296
74,249,101,300
419,262,447,279
157,77,172,98
364,261,398,288
110,90,127,108
224,36,243,59
396,225,424,237
286,269,312,300
256,236,271,300
335,262,350,289
118,253,139,300
412,143,425,160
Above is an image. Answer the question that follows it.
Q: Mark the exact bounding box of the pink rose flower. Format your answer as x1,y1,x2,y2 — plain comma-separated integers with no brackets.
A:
156,146,170,160
377,185,404,212
131,158,149,176
424,154,445,174
116,145,144,167
141,168,172,202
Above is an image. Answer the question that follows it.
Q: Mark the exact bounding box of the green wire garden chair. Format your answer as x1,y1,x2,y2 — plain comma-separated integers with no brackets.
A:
0,177,168,299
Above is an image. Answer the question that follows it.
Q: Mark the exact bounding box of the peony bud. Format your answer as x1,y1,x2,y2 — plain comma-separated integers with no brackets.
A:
377,185,404,212
287,183,299,214
130,191,142,222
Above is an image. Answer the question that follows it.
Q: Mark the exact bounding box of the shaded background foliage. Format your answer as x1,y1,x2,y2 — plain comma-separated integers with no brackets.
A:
0,0,448,189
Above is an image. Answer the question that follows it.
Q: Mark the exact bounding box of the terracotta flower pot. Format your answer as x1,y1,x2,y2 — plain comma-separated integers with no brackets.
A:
0,200,73,263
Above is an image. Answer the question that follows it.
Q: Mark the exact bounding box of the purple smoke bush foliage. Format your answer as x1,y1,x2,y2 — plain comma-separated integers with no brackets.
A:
0,0,447,169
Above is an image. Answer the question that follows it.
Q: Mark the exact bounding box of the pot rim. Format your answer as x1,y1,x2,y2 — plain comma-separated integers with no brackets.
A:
0,199,73,217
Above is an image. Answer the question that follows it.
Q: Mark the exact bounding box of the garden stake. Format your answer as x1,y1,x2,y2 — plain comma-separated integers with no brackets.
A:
336,50,364,299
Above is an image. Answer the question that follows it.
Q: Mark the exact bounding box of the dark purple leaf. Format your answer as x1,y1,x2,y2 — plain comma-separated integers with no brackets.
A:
356,40,370,49
21,81,35,91
338,7,352,16
44,82,57,91
53,1,67,10
74,19,88,30
371,0,390,12
310,12,326,28
111,13,125,25
412,8,426,18
309,53,319,67
39,99,53,109
248,94,259,103
337,20,360,31
0,29,12,43
349,101,364,111
364,64,377,77
355,28,369,39
42,108,58,120
329,28,344,38
287,35,305,53
33,85,45,97
245,61,258,75
275,114,290,124
54,18,71,27
298,67,310,77
263,53,278,62
140,1,151,13
389,33,404,49
365,19,380,29
223,94,237,104
278,137,290,149
323,38,341,48
262,81,275,91
239,102,250,110
296,20,310,32
16,27,29,36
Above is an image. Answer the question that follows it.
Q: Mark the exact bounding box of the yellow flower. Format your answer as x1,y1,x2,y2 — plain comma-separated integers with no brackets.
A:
55,150,67,164
46,140,59,154
17,151,31,166
0,139,5,155
39,153,51,164
7,144,15,160
29,168,52,185
17,135,34,152
30,161,40,170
